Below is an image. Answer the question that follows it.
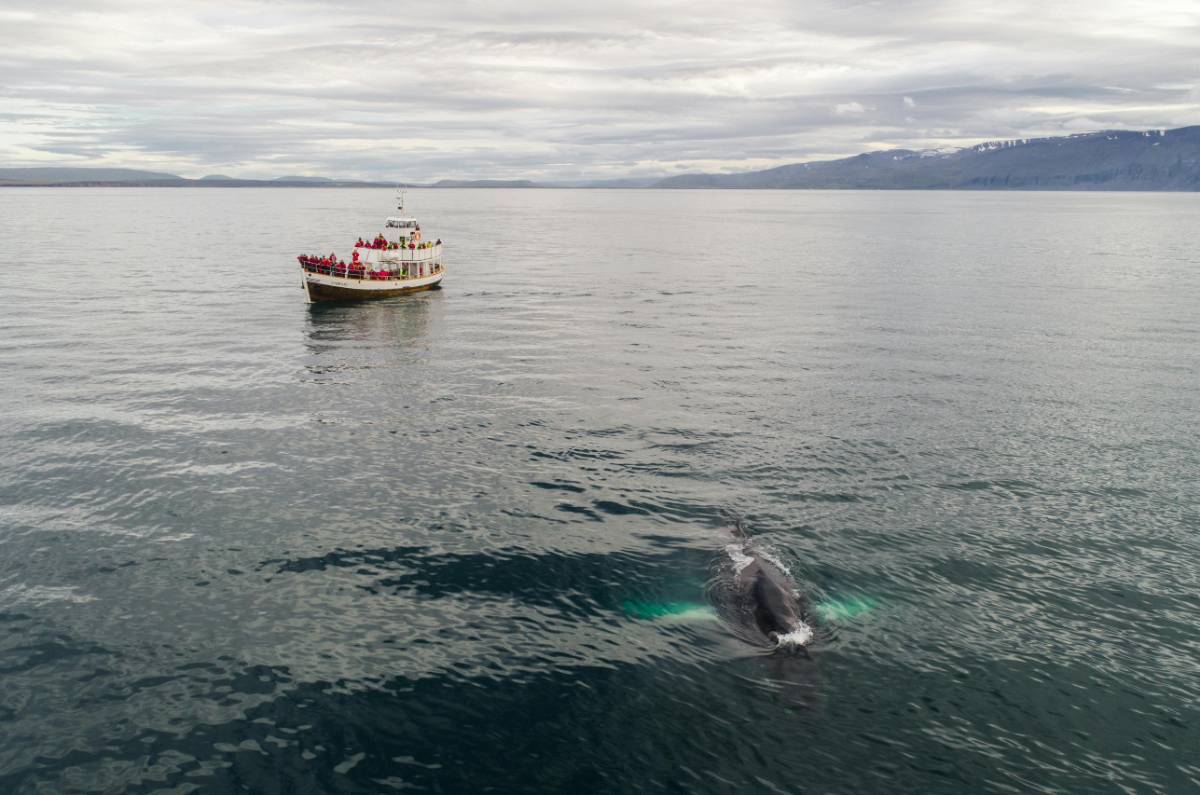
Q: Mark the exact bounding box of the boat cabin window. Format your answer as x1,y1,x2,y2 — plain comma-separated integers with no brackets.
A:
386,217,418,229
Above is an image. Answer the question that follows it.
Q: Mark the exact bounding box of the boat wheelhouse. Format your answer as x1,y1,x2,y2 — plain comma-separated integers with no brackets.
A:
298,196,444,302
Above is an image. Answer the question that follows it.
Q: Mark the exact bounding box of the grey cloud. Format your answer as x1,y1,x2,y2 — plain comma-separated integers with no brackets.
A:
1,0,1198,179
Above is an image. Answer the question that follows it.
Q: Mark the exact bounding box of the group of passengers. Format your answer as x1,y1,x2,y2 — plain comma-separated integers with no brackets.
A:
354,233,442,251
298,252,344,268
297,253,439,280
357,234,400,250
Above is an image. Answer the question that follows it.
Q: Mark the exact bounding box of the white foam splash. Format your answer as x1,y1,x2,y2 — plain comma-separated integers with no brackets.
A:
726,542,793,578
724,543,754,573
757,548,792,577
774,622,814,648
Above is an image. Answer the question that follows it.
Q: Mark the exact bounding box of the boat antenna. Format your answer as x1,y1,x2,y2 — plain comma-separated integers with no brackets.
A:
396,187,406,214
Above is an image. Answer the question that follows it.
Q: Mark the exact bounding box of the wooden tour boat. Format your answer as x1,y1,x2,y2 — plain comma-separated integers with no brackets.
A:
298,195,444,302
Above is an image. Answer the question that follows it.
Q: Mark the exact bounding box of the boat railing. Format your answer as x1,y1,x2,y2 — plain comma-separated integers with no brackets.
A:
299,260,443,282
358,242,442,262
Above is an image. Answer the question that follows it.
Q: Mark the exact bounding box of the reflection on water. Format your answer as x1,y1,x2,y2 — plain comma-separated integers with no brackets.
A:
1,188,1199,794
301,292,442,395
304,288,441,350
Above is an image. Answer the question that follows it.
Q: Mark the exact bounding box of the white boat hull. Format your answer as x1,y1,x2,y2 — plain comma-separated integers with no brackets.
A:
303,268,444,302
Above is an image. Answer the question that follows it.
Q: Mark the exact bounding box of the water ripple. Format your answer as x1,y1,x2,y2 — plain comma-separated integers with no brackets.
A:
1,188,1198,793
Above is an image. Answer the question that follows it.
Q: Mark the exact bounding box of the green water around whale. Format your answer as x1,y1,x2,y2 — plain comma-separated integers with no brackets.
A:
814,595,879,622
621,596,877,623
1,188,1198,794
621,600,717,620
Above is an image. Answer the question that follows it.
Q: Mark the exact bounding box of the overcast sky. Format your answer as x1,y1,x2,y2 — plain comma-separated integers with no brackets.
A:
2,0,1198,180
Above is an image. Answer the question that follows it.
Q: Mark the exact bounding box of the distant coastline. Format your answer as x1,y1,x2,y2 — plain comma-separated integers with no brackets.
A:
4,125,1199,190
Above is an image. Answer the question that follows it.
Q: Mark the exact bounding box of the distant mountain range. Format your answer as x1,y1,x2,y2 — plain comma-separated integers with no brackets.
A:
656,127,1200,190
201,174,333,182
0,167,185,184
0,168,397,187
4,126,1198,189
430,179,536,188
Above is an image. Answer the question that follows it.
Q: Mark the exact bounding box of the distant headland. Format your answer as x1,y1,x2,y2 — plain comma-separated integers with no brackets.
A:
0,168,398,188
4,125,1198,190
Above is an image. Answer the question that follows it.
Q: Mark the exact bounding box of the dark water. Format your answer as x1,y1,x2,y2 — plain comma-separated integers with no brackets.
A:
1,187,1198,794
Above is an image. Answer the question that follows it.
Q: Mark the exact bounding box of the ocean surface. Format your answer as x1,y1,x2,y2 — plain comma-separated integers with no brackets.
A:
1,187,1198,794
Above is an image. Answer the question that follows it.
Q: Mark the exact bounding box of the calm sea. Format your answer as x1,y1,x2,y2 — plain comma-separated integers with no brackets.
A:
1,188,1198,794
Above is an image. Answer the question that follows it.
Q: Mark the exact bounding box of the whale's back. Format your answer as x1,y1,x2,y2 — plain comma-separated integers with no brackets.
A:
751,565,801,637
715,536,814,649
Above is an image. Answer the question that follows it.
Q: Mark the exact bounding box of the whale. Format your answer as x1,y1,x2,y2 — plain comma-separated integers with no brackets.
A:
727,522,814,648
